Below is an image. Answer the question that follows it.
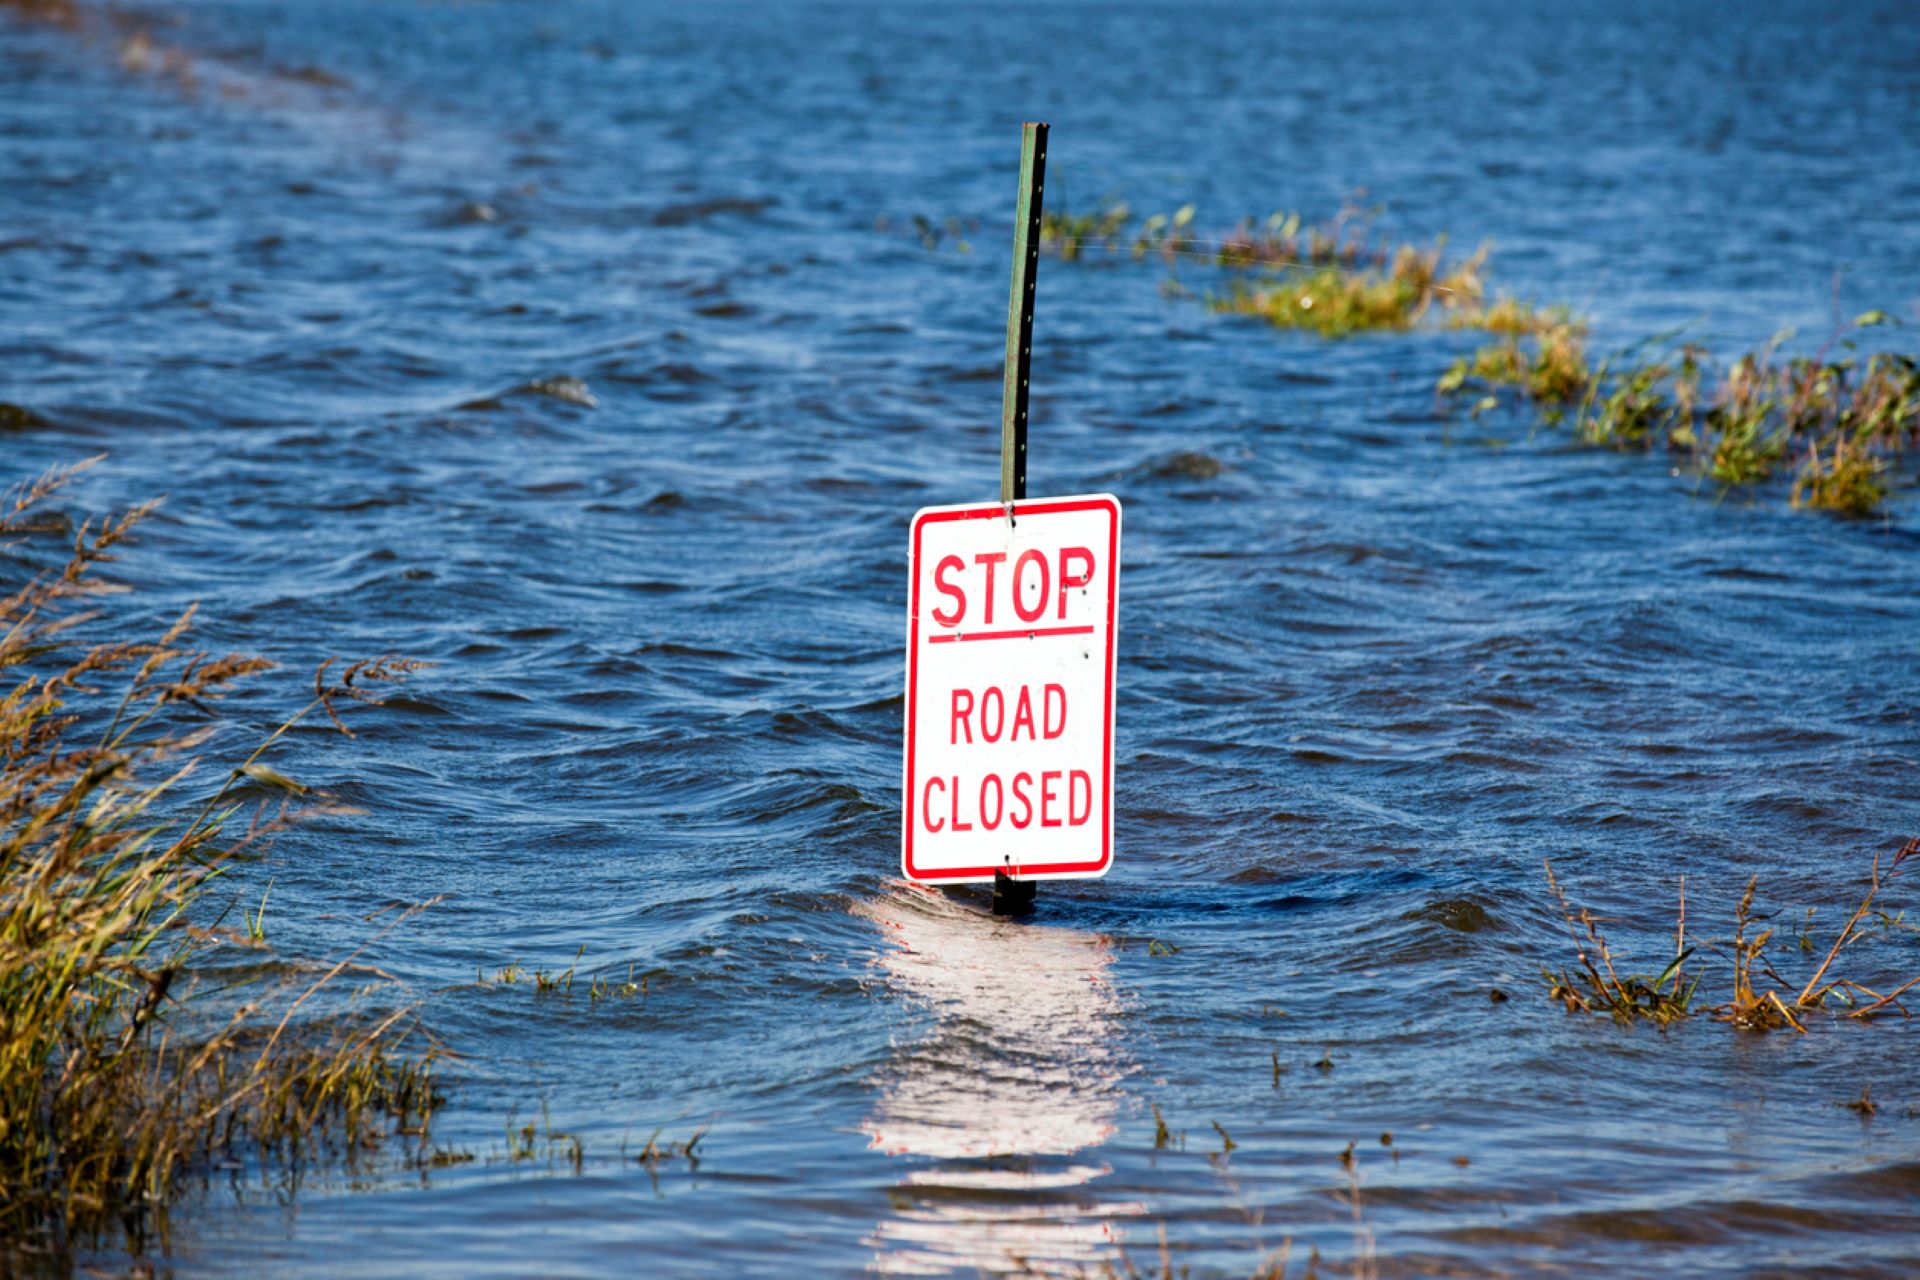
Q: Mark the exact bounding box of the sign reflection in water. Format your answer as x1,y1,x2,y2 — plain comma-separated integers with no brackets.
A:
856,884,1145,1276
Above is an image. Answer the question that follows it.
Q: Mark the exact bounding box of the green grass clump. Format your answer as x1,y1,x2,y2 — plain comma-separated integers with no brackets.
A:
1041,203,1138,261
1211,245,1487,338
1792,435,1886,515
1038,200,1382,272
1439,316,1592,409
1443,314,1918,514
0,460,437,1249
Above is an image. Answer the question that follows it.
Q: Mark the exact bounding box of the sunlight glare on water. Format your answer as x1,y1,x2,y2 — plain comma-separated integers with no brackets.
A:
857,885,1138,1276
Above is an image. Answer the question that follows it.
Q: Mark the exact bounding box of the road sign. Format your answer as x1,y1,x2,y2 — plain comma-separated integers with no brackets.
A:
902,494,1121,884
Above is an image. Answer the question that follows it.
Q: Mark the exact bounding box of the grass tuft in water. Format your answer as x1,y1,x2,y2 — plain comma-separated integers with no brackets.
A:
1445,316,1920,513
1791,433,1886,515
1039,200,1382,271
0,461,438,1248
1716,838,1920,1031
1542,861,1697,1025
1545,839,1920,1032
1210,244,1487,339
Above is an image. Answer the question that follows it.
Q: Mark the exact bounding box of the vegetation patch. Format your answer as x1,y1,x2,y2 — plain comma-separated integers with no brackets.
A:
1041,202,1381,271
894,191,1916,516
1543,839,1920,1031
1209,246,1488,339
1443,317,1917,514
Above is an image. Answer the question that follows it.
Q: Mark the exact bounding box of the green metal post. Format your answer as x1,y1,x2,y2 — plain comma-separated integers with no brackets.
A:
992,123,1048,916
1000,122,1047,506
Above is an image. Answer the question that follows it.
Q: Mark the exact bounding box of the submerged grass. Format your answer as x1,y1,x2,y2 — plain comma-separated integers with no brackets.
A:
1442,314,1918,513
1045,1112,1384,1280
1028,199,1577,342
1210,245,1489,339
1040,201,1383,272
0,460,438,1250
901,189,1915,515
1544,839,1920,1032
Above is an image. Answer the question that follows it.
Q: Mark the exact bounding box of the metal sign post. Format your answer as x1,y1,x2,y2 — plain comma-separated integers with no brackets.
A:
994,121,1047,916
1000,121,1047,509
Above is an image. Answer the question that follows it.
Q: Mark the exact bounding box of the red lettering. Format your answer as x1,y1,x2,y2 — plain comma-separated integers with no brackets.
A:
948,775,971,832
1013,550,1049,623
923,777,945,833
950,688,973,744
931,555,966,627
1011,685,1035,741
1057,546,1094,617
1010,772,1034,829
1043,683,1066,738
1069,770,1092,825
979,774,1003,830
1040,769,1062,828
980,686,1004,742
973,552,1006,624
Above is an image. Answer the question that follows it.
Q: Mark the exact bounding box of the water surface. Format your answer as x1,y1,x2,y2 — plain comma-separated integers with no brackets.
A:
4,1,1920,1275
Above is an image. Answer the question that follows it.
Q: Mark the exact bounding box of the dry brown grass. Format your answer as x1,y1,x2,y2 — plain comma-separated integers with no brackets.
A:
1,460,438,1251
1716,838,1920,1031
1543,861,1696,1025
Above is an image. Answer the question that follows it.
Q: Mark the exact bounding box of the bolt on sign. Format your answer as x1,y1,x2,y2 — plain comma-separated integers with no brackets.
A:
902,494,1121,883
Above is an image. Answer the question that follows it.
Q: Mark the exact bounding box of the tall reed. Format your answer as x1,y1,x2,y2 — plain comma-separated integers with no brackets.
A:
1,459,436,1251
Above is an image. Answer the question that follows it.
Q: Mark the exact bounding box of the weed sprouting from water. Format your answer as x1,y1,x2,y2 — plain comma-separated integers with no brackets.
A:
0,461,438,1249
482,956,647,1001
1716,838,1920,1031
627,1124,704,1168
1446,314,1920,514
1440,316,1594,411
501,1103,591,1172
533,945,584,995
1542,861,1697,1025
1039,200,1382,271
1544,839,1920,1032
588,963,645,1001
874,213,979,253
1210,244,1488,338
242,877,273,945
1791,433,1886,515
1060,1120,1396,1280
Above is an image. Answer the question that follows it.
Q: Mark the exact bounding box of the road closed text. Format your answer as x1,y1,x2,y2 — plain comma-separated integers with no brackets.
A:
924,681,1091,833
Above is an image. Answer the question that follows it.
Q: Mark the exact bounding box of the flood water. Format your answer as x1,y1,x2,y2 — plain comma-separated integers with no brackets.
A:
5,0,1920,1275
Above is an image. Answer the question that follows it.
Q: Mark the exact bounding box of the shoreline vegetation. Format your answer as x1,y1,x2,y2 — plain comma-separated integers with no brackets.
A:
0,461,438,1255
886,199,1917,516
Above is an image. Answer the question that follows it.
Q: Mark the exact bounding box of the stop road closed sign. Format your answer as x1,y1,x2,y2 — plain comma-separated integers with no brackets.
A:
902,494,1121,883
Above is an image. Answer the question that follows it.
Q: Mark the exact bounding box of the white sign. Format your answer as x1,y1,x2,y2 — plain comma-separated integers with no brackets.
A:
902,494,1121,883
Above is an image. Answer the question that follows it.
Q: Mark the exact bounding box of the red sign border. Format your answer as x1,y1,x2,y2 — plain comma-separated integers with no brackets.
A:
902,494,1120,883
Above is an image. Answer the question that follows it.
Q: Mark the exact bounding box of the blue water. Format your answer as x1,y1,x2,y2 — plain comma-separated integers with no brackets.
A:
4,0,1920,1275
